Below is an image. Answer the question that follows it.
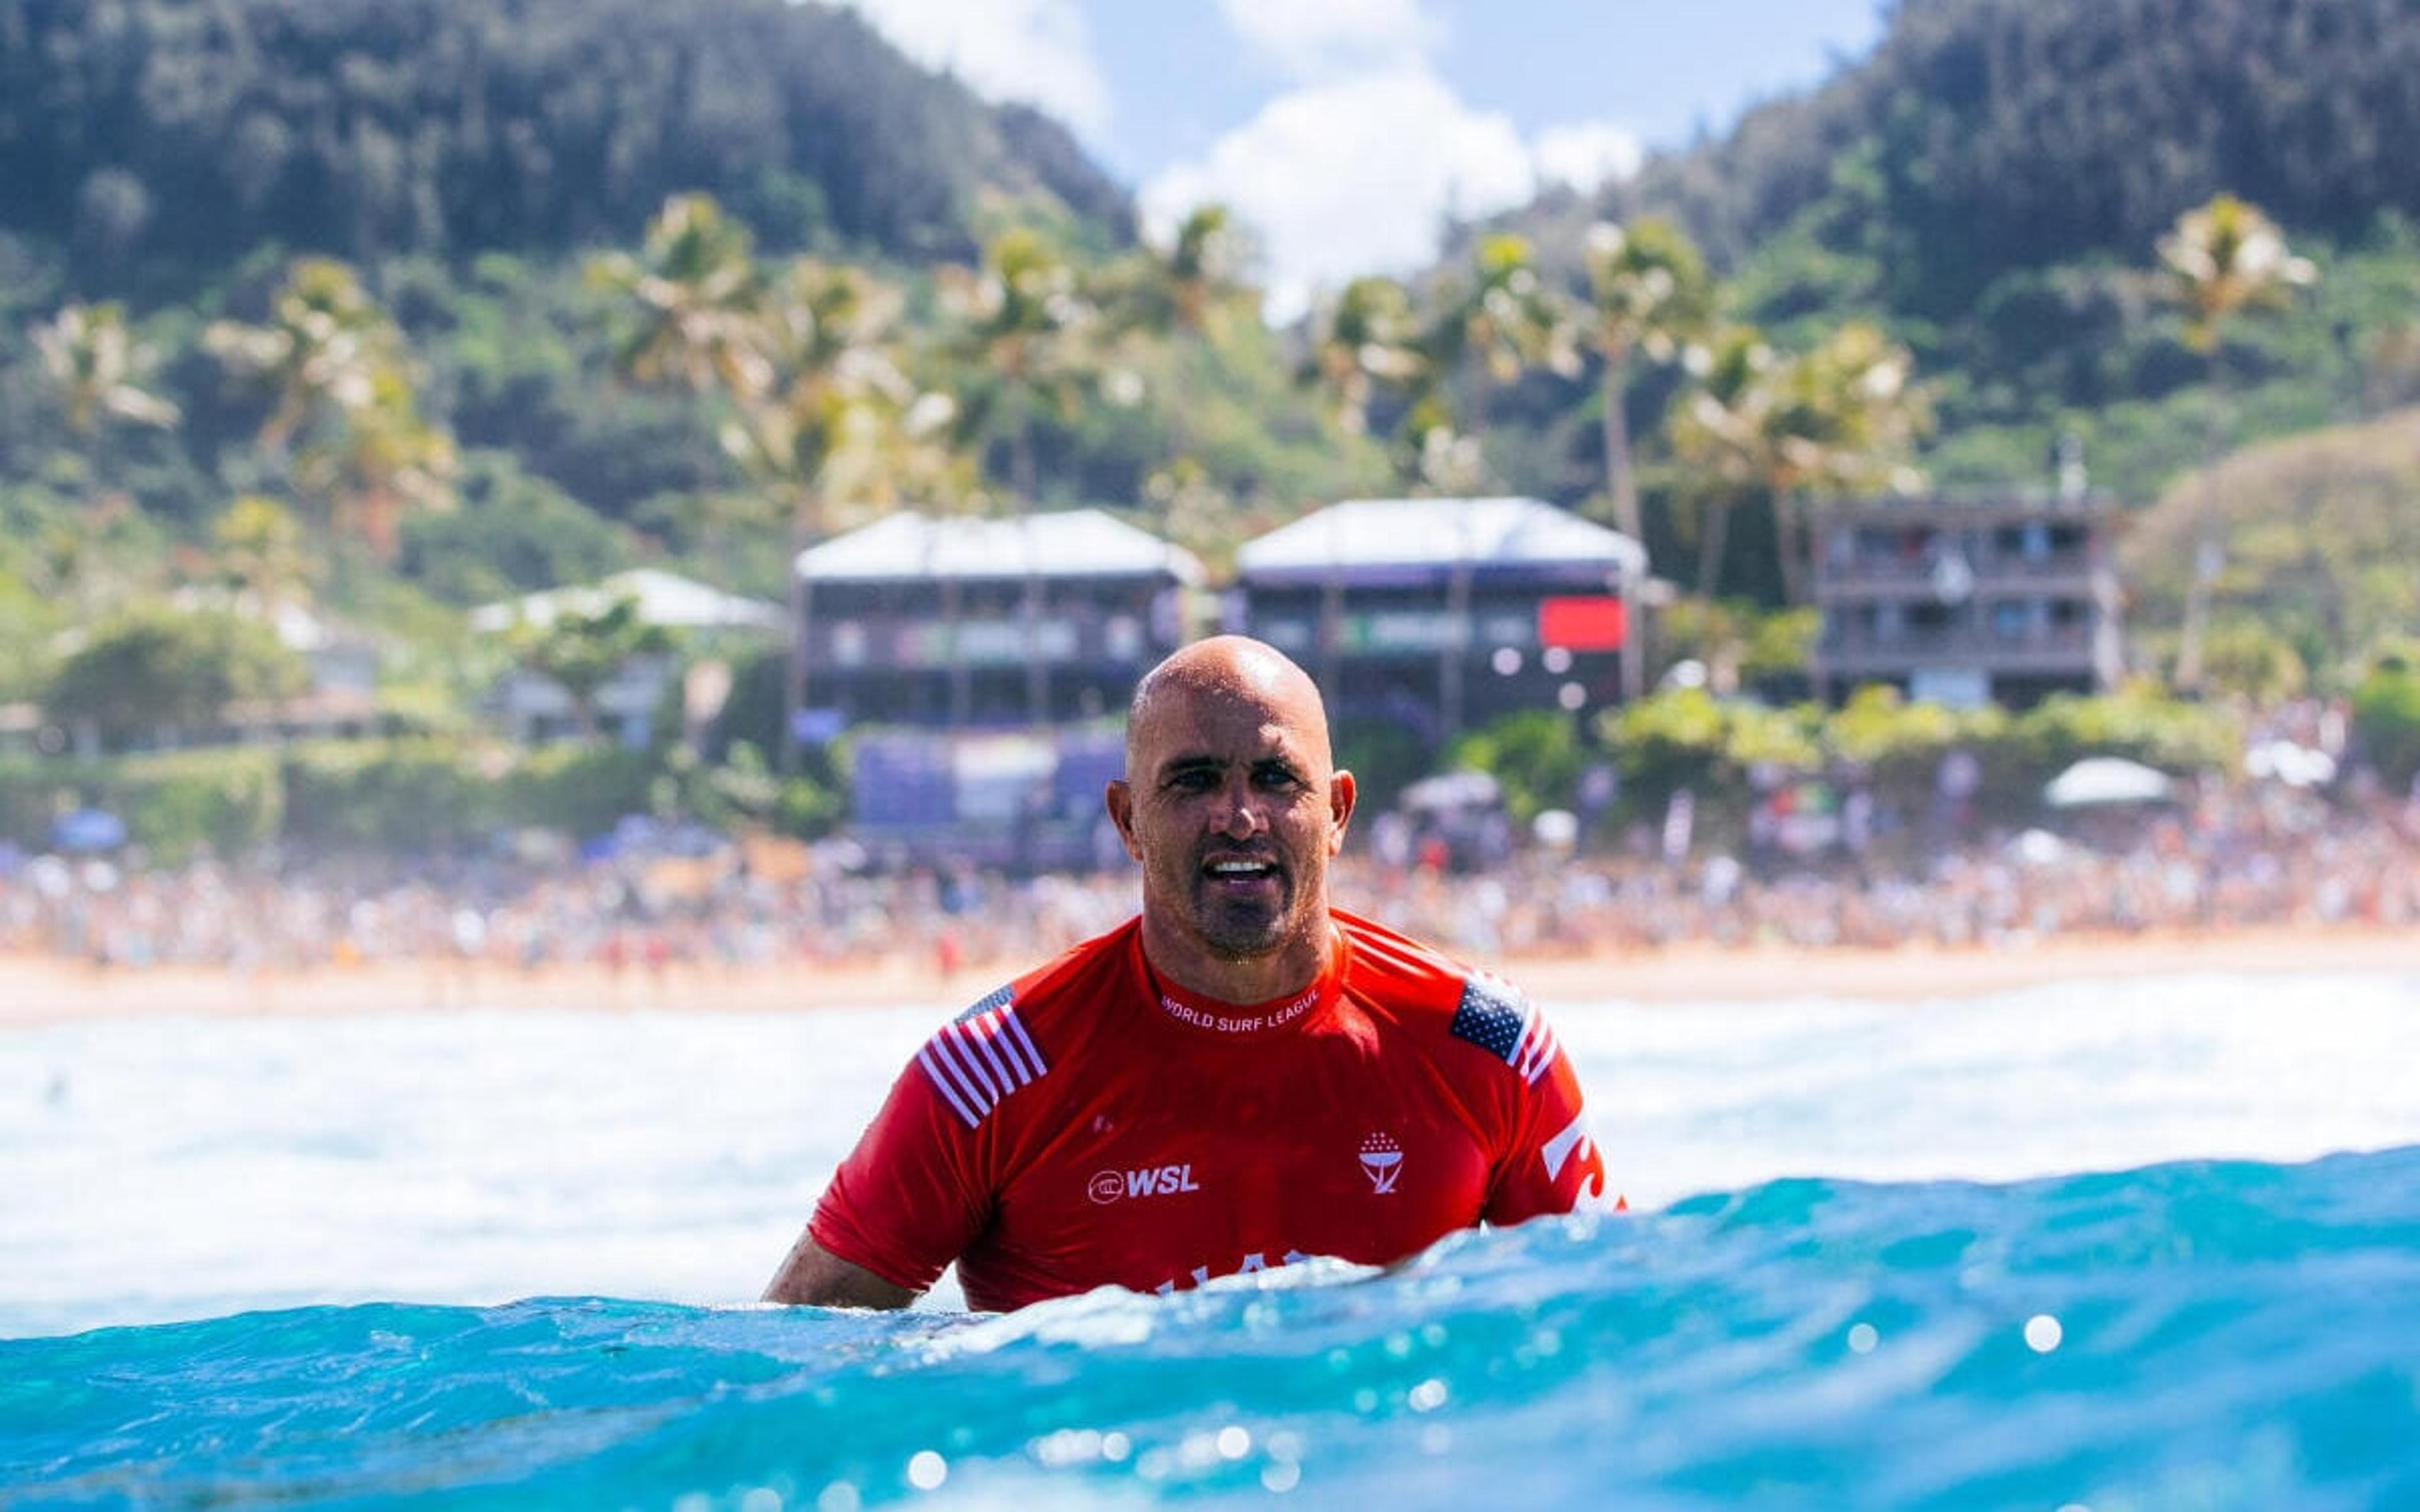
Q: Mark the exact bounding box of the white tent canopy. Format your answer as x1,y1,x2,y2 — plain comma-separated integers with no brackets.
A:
2043,756,2177,808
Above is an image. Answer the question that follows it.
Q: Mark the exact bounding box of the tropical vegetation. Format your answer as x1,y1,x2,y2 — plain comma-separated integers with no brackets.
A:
1,0,2416,859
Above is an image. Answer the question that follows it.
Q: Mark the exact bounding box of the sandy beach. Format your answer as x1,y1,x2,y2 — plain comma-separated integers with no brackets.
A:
4,922,2413,1026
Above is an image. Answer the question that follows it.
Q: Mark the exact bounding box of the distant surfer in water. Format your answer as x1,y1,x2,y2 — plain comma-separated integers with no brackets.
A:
766,635,1609,1311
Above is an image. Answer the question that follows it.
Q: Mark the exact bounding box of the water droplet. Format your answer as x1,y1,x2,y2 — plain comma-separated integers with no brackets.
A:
906,1450,947,1492
1100,1431,1131,1463
1216,1425,1251,1460
1407,1378,1448,1412
740,1489,783,1512
2025,1314,2063,1353
815,1485,860,1512
1262,1461,1303,1493
1419,1322,1448,1349
1351,1387,1380,1414
1847,1322,1879,1355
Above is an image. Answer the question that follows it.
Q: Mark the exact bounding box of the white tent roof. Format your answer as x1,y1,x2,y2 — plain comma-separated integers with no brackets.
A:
793,509,1205,585
469,569,786,634
2043,756,2176,808
1235,496,1646,581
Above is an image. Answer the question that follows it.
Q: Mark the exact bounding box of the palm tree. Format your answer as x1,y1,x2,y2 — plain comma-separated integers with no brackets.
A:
1430,233,1578,388
204,259,391,452
1581,218,1711,552
592,199,971,760
585,193,774,403
1417,233,1582,493
1304,274,1429,442
723,256,959,540
1668,327,1781,598
731,255,969,762
211,495,313,617
32,302,180,435
2157,193,2317,693
205,259,454,564
31,301,182,620
940,225,1114,724
1667,322,1927,605
1103,202,1259,350
1761,321,1928,606
940,225,1104,507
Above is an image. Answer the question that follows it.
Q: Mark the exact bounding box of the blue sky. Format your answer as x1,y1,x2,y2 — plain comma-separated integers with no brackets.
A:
824,0,1887,316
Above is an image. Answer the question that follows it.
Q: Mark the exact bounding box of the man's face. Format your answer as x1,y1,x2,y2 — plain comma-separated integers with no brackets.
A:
1108,659,1355,972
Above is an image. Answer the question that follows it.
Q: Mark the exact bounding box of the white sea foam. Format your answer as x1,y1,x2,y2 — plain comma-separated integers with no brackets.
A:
4,968,2417,1337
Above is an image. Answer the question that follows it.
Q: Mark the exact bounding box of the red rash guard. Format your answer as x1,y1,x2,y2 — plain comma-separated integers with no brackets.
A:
809,909,1609,1312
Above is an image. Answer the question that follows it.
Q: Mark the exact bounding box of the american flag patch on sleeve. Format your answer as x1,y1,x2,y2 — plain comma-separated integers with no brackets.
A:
1449,974,1559,1085
917,987,1049,1128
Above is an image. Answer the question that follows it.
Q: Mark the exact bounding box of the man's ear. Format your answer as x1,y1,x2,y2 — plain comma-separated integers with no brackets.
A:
1327,769,1357,854
1104,779,1144,862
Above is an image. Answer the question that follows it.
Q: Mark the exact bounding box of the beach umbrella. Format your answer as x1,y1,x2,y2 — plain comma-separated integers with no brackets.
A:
49,808,127,852
2043,757,2174,809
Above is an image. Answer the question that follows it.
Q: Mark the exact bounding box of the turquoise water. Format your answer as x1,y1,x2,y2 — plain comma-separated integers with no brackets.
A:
9,1147,2419,1510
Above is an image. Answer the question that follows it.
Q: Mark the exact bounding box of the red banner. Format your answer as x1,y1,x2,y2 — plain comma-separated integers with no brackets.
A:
1537,596,1627,650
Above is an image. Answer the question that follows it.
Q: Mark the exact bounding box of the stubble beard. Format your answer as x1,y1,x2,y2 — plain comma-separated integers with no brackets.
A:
1185,856,1323,963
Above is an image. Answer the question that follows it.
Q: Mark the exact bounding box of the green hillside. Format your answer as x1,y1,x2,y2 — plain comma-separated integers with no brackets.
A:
0,0,1131,294
3,0,2417,775
1455,0,2420,610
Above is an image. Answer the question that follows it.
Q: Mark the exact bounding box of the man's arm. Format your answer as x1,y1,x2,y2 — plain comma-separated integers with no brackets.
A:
763,1230,921,1309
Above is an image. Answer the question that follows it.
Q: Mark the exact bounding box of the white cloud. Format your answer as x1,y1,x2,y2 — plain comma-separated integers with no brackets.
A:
1533,121,1644,194
1143,68,1538,324
1215,0,1441,80
827,0,1112,138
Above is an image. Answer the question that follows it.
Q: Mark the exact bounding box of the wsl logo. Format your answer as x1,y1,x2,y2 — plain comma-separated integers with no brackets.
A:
1089,1164,1202,1204
1357,1132,1404,1194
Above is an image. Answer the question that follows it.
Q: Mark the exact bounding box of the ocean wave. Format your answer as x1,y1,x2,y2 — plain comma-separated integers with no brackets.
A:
8,1147,2419,1510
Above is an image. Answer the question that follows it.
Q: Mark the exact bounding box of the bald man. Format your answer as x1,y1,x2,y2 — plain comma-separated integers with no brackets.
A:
766,636,1607,1311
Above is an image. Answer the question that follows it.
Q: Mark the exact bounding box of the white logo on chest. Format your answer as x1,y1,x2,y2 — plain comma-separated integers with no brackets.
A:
1090,1163,1202,1204
1357,1132,1404,1194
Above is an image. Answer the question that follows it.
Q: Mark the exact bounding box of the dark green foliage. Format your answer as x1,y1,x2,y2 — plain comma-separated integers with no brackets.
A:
1440,0,2420,632
1608,0,2420,312
400,450,632,605
1443,711,1587,825
40,605,309,743
0,0,1129,297
102,747,285,863
279,738,502,852
1588,684,2241,843
2350,644,2420,789
503,742,657,838
1334,718,1432,815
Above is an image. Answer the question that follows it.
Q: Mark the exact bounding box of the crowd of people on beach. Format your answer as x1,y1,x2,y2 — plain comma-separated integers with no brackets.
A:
5,774,2417,988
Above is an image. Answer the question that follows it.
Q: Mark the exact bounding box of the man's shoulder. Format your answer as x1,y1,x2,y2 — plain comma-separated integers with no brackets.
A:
912,917,1139,1131
1332,908,1481,1001
936,915,1139,1043
1333,909,1557,1084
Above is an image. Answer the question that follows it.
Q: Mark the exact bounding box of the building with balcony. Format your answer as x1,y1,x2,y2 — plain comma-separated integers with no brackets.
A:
1233,496,1647,750
1810,488,2127,707
792,509,1204,732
